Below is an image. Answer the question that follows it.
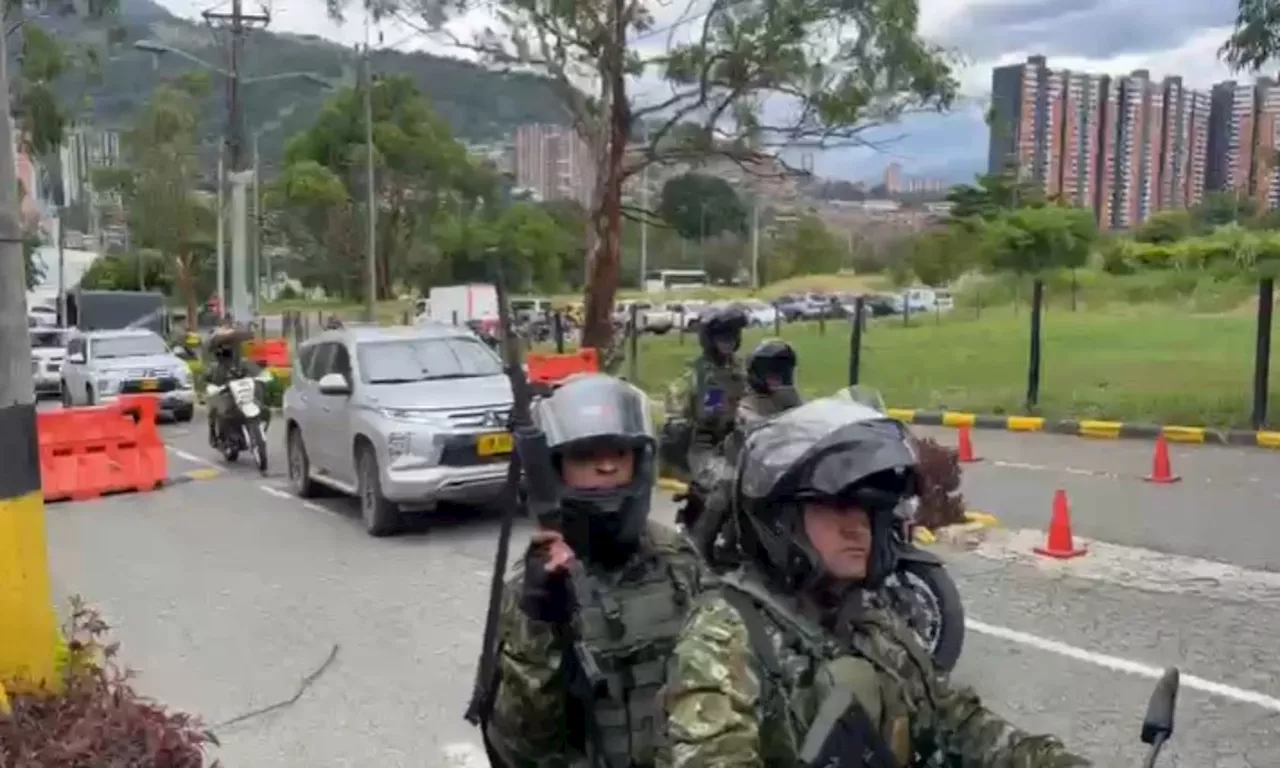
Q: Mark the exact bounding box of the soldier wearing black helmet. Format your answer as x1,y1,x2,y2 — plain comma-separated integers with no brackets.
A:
660,397,1088,767
660,304,748,524
486,373,710,768
738,338,802,433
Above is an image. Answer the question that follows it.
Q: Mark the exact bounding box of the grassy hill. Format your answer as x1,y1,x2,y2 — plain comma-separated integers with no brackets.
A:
43,0,570,171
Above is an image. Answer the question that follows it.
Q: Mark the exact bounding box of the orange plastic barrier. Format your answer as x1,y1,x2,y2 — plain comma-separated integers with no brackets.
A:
247,338,290,368
526,348,600,385
38,397,168,503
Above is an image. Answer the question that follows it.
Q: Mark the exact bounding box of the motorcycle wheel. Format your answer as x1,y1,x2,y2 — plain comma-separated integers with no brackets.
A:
891,560,965,672
245,422,268,474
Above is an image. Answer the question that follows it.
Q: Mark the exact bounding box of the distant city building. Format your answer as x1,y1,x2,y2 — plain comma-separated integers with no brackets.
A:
58,126,121,207
513,124,595,207
883,162,902,193
986,55,1243,230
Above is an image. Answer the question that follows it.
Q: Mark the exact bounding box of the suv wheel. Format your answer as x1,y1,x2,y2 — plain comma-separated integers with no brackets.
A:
287,426,319,498
356,443,399,537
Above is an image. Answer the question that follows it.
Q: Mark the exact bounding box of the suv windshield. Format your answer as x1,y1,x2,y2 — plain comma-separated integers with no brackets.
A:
30,329,68,348
90,334,169,359
358,337,503,384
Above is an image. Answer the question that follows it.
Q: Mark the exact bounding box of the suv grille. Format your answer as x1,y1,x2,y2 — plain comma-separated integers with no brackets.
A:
444,406,512,430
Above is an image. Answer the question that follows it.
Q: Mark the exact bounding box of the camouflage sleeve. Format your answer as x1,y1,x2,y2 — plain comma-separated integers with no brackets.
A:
665,365,695,421
660,595,764,768
487,569,575,767
865,608,1092,767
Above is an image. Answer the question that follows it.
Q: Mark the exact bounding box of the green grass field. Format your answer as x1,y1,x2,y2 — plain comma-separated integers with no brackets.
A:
623,306,1279,429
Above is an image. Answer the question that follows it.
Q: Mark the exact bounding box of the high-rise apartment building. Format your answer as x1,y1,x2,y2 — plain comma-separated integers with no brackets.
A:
988,55,1224,229
513,123,595,207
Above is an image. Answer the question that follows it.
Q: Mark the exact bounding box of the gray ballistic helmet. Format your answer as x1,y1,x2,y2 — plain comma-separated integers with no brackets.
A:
532,373,657,565
733,396,918,592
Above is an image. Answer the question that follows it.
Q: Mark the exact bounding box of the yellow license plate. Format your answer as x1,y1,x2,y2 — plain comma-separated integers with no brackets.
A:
139,379,159,391
476,432,513,457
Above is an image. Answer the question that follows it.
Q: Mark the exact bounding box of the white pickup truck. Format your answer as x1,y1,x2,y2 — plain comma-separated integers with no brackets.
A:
614,300,675,334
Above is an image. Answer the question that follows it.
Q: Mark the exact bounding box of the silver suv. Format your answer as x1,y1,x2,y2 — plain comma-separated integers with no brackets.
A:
282,322,515,536
60,328,196,421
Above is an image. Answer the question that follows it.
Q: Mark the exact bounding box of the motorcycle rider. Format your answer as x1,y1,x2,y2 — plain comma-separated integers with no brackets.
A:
735,338,803,438
486,373,710,768
204,325,261,445
660,396,1089,767
661,304,748,530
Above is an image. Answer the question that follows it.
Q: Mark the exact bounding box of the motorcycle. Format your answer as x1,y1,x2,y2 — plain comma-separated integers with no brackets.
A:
206,370,273,474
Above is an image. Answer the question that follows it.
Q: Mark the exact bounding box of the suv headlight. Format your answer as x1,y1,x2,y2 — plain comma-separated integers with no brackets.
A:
98,376,119,395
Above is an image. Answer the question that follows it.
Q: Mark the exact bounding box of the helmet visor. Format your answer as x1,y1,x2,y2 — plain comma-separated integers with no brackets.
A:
737,397,915,502
533,374,655,450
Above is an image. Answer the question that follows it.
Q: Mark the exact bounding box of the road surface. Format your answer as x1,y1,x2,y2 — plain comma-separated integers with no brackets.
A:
37,416,1280,766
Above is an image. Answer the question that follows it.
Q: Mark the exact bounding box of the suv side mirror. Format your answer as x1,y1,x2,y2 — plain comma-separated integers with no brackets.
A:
317,372,351,396
67,352,85,364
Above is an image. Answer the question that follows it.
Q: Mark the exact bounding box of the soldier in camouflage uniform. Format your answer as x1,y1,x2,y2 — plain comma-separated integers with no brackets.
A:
661,305,748,530
485,374,710,768
660,396,1090,767
734,338,803,443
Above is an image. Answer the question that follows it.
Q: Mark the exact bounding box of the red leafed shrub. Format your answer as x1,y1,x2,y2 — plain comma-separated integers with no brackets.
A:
0,596,219,768
912,435,966,530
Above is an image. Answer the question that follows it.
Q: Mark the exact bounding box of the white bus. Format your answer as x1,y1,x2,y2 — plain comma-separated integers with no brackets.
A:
644,269,708,294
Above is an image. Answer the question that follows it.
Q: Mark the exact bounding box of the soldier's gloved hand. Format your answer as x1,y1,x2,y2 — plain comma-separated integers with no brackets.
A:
520,529,576,624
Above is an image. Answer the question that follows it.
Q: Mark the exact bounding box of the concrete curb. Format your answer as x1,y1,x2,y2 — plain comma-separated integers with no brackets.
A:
887,408,1280,450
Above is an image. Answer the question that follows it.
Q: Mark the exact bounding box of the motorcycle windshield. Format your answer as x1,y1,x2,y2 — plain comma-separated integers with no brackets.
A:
835,385,887,414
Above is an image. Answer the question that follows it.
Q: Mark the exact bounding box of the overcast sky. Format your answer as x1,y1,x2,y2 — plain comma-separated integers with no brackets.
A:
153,0,1250,183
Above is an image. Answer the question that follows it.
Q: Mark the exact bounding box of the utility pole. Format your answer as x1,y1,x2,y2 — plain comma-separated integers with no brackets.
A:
204,0,269,324
751,196,760,290
361,14,377,323
215,144,225,317
0,18,60,689
639,124,648,290
252,132,261,314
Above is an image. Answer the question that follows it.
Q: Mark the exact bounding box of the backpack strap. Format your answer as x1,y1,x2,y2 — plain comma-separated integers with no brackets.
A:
719,577,900,768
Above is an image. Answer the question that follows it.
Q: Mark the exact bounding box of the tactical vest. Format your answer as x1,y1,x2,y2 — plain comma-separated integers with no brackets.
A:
574,535,704,768
692,359,745,443
718,572,917,766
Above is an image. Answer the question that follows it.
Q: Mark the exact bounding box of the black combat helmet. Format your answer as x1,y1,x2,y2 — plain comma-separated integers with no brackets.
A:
733,397,918,591
746,338,797,394
532,373,657,566
697,304,749,362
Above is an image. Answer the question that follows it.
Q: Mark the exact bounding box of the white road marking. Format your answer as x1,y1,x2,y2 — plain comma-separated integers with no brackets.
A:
166,446,218,468
967,618,1280,713
302,501,327,513
442,742,488,768
258,484,295,501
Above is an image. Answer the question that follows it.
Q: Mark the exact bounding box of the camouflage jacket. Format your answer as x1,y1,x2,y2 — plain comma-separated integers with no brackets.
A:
488,521,712,768
659,574,1091,768
663,357,746,487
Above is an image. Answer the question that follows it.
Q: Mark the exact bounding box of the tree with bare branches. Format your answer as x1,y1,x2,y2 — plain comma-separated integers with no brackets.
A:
328,0,957,346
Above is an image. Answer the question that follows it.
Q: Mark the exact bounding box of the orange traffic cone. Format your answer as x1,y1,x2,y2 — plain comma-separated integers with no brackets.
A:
957,424,981,463
1034,490,1088,559
1144,434,1181,484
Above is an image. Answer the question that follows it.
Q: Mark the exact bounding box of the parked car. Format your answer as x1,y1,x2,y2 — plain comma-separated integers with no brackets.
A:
30,327,70,397
59,328,195,421
773,294,808,321
282,322,515,537
740,299,778,327
614,300,675,334
666,300,709,330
